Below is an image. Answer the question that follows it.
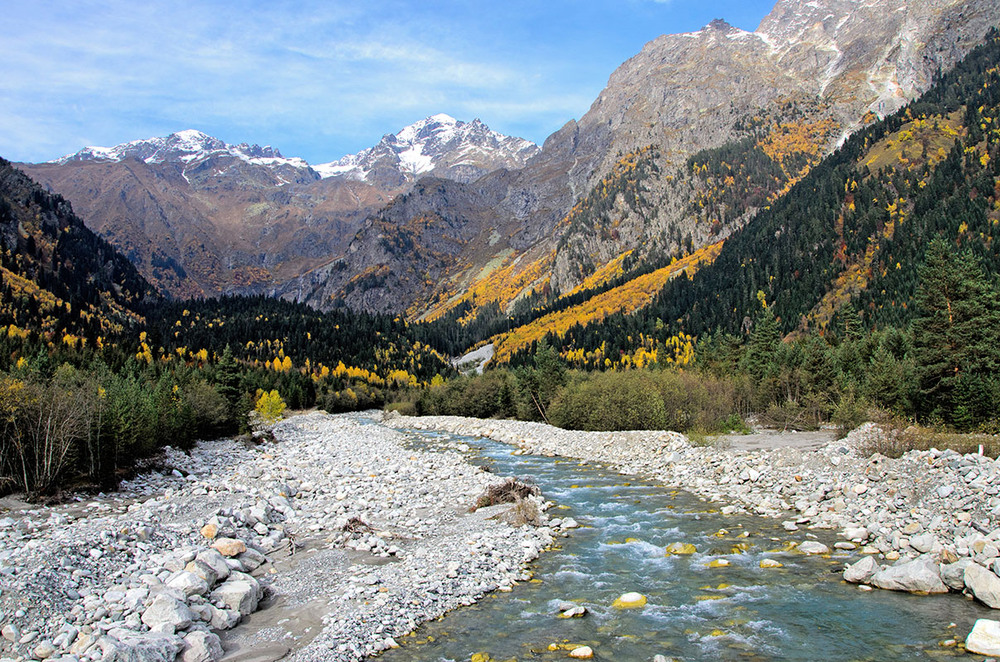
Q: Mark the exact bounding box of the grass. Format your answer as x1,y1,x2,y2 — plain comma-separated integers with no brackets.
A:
855,417,1000,458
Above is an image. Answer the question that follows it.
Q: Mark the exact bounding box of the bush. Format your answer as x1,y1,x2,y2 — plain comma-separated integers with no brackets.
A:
655,370,745,433
0,366,96,497
832,387,871,438
549,370,666,431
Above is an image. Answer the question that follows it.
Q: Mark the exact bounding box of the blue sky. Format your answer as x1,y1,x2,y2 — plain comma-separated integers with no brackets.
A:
2,0,776,164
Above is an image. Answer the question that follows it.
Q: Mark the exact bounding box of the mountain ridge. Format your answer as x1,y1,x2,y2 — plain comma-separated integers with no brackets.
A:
21,116,538,298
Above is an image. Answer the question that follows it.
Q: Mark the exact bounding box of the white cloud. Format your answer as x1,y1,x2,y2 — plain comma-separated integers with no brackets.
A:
0,0,733,162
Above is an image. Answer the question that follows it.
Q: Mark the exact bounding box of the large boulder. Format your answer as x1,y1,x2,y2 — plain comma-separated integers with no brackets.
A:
166,571,209,597
965,563,1000,608
967,619,1000,655
843,556,878,584
99,632,184,662
210,572,262,616
141,594,196,630
184,559,220,586
195,549,231,582
871,557,948,594
941,559,975,591
181,631,224,662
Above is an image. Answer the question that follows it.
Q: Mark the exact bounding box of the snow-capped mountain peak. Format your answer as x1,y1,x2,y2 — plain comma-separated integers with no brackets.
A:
52,130,310,170
313,114,540,186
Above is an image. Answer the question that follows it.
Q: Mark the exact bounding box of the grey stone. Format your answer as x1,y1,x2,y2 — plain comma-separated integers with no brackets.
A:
909,533,936,554
99,632,183,662
871,557,948,594
181,631,224,662
140,594,195,630
166,571,209,597
965,563,1000,608
844,556,878,584
194,549,230,583
237,548,266,571
941,559,975,590
209,578,260,616
206,605,241,631
183,560,219,587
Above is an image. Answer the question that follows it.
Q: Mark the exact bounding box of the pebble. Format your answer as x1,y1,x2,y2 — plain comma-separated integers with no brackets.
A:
1,413,554,662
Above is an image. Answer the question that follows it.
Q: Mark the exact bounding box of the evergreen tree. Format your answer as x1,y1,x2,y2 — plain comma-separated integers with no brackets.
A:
741,292,781,380
911,239,1000,428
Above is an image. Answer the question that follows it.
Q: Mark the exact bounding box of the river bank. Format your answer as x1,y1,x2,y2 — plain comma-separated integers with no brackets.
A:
0,413,558,662
386,413,1000,614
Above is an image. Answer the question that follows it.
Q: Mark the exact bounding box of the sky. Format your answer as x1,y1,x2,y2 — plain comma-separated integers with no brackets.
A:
2,0,776,165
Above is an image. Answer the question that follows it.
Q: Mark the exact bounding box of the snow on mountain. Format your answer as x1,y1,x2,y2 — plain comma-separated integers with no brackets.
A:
52,116,538,188
53,129,311,170
314,114,540,185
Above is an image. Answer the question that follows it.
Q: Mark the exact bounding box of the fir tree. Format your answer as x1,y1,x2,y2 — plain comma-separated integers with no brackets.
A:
911,239,1000,427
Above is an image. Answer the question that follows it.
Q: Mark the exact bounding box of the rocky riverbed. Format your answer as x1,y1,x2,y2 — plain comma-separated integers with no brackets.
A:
0,413,559,662
386,414,1000,629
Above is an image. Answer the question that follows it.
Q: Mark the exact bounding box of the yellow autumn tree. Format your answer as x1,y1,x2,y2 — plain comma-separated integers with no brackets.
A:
255,390,286,424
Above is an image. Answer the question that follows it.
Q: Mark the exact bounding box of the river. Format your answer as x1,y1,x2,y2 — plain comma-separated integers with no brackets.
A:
378,426,991,662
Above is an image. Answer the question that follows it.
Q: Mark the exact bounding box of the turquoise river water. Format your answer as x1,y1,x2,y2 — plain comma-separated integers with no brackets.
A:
378,426,993,662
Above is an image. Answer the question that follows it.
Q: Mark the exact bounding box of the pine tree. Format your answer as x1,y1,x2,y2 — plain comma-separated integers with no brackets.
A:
911,239,1000,427
742,292,781,380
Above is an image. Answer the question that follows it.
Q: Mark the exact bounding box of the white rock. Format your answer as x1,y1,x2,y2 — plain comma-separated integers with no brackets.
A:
797,541,830,555
965,563,1000,608
909,533,936,554
872,557,948,594
210,579,260,616
844,556,878,584
967,619,1000,655
843,527,869,542
166,571,209,597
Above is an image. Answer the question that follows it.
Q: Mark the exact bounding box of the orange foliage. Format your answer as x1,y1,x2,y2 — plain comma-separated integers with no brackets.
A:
493,241,723,364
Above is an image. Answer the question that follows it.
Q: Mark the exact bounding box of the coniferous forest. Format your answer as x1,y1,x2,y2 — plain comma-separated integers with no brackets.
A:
3,31,1000,499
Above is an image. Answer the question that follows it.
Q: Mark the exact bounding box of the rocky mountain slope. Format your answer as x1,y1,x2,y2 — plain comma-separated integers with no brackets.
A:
286,0,1000,318
20,119,537,299
0,159,157,342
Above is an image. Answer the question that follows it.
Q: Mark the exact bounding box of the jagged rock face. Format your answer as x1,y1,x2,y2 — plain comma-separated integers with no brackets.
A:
21,119,538,298
314,114,540,186
578,0,1000,173
290,0,1000,316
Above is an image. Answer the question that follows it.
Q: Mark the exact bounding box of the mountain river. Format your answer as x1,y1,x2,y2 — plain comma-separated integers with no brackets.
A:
377,425,992,662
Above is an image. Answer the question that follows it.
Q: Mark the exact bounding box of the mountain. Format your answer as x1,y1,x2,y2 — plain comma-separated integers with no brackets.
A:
20,119,537,299
494,27,1000,367
52,129,319,189
0,159,157,343
285,0,1000,319
314,114,540,186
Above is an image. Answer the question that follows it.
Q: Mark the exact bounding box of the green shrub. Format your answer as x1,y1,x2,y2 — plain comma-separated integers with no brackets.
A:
550,370,666,431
